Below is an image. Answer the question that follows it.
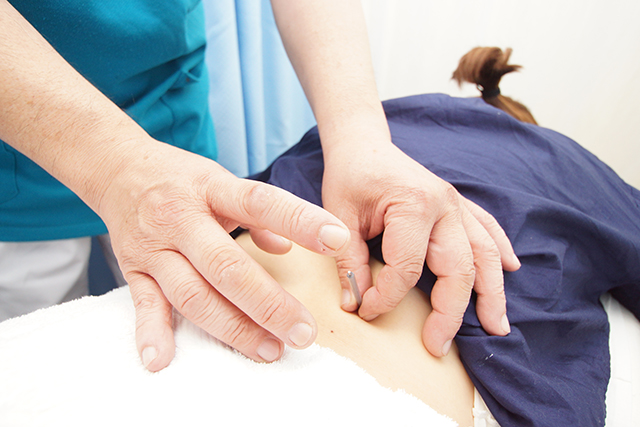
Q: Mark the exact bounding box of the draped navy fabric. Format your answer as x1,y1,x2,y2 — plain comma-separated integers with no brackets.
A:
252,94,640,427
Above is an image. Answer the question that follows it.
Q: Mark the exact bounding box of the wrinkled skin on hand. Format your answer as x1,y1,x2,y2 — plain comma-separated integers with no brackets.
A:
97,141,351,371
321,141,520,357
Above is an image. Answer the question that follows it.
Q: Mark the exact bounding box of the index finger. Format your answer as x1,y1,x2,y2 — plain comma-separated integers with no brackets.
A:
358,203,432,321
211,179,351,256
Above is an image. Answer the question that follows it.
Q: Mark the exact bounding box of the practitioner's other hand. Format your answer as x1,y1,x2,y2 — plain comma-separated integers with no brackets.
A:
97,141,351,372
322,140,520,357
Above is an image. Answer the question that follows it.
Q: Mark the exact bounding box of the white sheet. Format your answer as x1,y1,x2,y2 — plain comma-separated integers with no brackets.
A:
1,287,636,426
603,293,640,426
0,287,456,426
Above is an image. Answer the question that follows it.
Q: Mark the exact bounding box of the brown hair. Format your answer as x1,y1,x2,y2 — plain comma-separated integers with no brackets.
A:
452,47,537,125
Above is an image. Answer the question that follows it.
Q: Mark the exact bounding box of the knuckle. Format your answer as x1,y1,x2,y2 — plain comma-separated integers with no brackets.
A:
250,292,290,330
132,287,172,333
281,202,310,236
474,235,501,261
441,184,461,208
456,252,476,283
377,288,405,310
430,288,467,324
486,217,509,242
133,286,165,317
119,243,160,273
390,187,431,217
400,258,425,286
138,190,183,225
475,205,494,224
334,256,359,276
173,282,214,322
392,183,459,221
217,313,257,349
242,182,276,220
473,206,506,238
173,282,260,351
483,284,506,300
435,306,465,326
207,246,252,287
242,182,314,236
133,290,158,313
376,265,421,310
136,189,204,242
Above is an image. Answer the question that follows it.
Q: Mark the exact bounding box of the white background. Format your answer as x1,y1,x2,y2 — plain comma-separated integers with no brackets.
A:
361,0,640,188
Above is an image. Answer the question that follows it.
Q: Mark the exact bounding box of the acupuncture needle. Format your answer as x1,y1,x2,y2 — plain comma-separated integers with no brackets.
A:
346,271,363,309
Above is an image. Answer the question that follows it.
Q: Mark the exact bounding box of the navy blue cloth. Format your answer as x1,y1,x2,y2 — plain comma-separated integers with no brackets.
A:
253,94,640,426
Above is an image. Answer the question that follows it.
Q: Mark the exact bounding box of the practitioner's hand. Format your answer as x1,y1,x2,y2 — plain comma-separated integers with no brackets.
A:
97,141,351,372
0,0,346,373
322,140,520,357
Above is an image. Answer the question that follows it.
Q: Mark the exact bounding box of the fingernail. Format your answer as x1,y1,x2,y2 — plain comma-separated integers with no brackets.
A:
257,338,281,362
318,224,350,251
341,289,351,307
512,254,521,268
141,346,158,369
362,313,379,322
279,235,292,246
442,339,452,356
288,322,314,347
501,314,511,335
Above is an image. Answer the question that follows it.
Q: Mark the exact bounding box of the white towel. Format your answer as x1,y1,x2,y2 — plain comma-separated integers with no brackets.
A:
0,287,456,426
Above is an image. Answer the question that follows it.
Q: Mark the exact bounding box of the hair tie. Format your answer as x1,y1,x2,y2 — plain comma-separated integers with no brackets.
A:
481,87,501,99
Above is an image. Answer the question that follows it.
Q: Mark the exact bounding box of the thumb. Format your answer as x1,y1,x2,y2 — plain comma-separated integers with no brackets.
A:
334,228,372,313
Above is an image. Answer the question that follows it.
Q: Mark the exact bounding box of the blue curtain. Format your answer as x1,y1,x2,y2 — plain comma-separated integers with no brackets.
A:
203,0,316,178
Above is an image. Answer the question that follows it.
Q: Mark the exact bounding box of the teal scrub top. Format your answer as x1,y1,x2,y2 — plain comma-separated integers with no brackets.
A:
0,0,217,241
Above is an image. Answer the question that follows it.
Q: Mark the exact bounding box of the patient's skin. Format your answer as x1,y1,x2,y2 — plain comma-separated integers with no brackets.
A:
236,233,474,426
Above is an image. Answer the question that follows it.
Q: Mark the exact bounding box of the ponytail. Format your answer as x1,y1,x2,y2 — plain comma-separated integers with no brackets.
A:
452,47,537,125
